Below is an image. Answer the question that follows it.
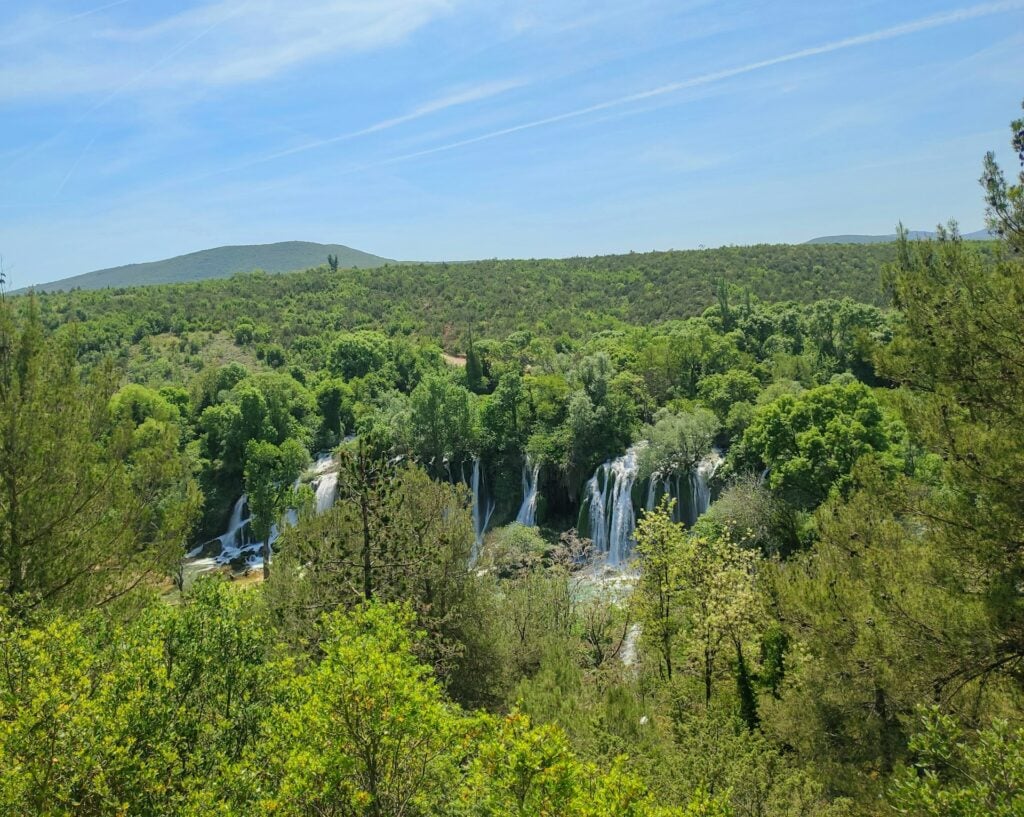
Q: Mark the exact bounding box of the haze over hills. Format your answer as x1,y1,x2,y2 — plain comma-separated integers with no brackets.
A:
21,241,392,293
805,228,993,244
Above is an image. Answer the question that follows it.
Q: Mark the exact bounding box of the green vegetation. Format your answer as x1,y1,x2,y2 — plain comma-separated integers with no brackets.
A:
26,240,391,293
0,101,1022,816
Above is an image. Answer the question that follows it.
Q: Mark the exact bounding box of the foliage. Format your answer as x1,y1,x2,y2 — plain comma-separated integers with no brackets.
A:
736,380,903,509
0,299,199,616
889,710,1024,817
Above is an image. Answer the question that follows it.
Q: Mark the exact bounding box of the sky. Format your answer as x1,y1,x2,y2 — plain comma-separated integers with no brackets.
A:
2,0,1023,287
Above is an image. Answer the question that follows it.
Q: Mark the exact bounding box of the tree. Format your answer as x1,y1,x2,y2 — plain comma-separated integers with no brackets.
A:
330,331,388,380
262,603,462,817
267,452,478,682
409,372,476,475
697,370,761,422
875,136,1024,700
639,407,720,478
979,97,1023,252
0,579,277,815
736,379,903,509
465,328,485,393
889,710,1024,817
463,711,719,816
633,500,684,681
315,377,354,448
243,438,308,579
635,500,762,709
327,253,339,272
0,298,198,615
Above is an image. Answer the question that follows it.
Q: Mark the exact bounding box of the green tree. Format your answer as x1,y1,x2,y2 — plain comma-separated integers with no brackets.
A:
0,299,198,615
244,438,308,579
267,454,478,686
697,370,761,421
635,500,762,708
409,372,476,475
889,710,1024,817
640,407,720,478
315,377,354,448
979,97,1023,252
465,328,485,393
262,603,462,817
736,380,902,509
0,580,276,815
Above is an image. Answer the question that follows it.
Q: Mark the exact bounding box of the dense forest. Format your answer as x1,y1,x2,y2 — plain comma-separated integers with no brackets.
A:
0,104,1021,816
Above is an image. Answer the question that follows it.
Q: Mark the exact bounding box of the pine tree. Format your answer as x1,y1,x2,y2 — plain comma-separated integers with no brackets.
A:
465,328,484,393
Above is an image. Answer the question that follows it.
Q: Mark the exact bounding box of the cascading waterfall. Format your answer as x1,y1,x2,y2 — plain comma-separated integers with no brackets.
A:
584,446,642,566
217,494,253,561
689,449,723,523
583,447,723,567
515,455,541,527
188,453,343,571
642,450,723,526
314,472,339,514
470,457,496,554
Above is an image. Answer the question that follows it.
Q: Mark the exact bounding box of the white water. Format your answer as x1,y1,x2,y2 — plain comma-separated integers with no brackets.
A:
642,450,722,526
187,453,341,573
470,458,496,559
585,446,642,566
690,449,723,523
515,455,541,527
620,623,642,667
315,471,339,514
586,446,724,567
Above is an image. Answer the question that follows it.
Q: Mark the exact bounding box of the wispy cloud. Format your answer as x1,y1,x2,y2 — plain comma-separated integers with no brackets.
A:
0,0,456,100
242,79,527,166
0,0,136,46
365,0,1024,166
178,78,526,184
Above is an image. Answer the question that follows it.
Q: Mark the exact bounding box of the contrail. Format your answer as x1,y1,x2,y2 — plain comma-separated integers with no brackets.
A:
177,78,528,186
0,0,136,46
55,135,98,194
371,0,1024,167
5,1,248,175
233,79,527,169
59,0,136,25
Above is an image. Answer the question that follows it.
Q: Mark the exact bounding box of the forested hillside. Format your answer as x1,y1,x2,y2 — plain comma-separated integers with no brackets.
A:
33,241,922,360
24,240,392,293
0,104,1021,817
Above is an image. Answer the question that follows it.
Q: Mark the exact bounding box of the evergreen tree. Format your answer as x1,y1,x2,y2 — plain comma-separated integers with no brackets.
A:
0,297,198,615
465,327,484,393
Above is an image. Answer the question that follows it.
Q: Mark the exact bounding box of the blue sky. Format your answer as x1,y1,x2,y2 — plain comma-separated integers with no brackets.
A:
2,0,1023,287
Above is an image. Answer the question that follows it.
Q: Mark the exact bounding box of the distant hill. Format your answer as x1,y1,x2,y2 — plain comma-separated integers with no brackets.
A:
22,241,392,293
805,229,993,244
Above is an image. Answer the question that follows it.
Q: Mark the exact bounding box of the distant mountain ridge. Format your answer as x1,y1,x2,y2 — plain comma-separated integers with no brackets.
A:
21,241,392,293
805,229,993,244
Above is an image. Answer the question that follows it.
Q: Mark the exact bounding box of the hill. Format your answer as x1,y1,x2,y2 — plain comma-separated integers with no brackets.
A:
23,241,392,292
23,243,929,356
805,228,992,244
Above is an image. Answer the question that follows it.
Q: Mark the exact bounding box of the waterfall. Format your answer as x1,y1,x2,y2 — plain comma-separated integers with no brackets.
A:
689,450,723,522
515,455,541,527
314,471,339,514
470,458,496,557
222,494,248,548
584,446,642,566
641,450,723,527
185,494,259,568
188,453,341,571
